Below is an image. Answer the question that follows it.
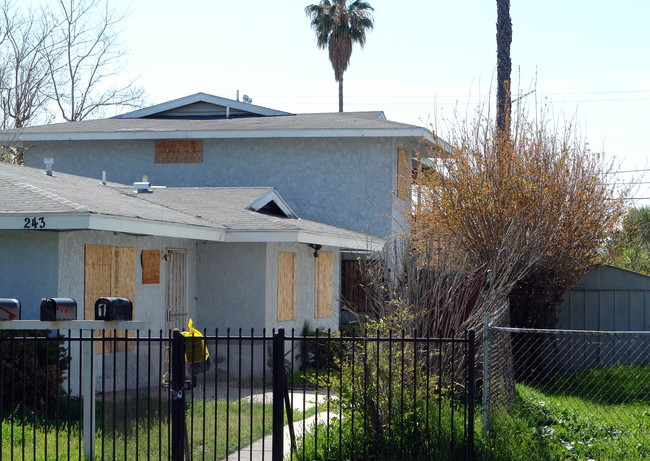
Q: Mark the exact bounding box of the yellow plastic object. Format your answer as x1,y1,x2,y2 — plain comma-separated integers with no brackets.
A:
181,319,210,364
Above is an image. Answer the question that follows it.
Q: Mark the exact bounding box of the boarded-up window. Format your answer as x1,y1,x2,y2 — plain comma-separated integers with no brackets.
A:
397,147,410,199
315,252,333,318
155,140,202,163
342,259,385,314
84,244,135,352
141,250,160,284
278,252,297,322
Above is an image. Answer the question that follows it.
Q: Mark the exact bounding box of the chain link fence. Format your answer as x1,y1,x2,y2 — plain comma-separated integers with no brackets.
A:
484,314,650,458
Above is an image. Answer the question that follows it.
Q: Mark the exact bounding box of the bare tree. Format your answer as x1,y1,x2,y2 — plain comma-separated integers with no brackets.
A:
0,1,54,129
44,0,143,121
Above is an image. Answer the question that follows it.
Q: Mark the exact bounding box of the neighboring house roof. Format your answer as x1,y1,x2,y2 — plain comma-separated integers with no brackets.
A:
12,111,433,142
0,162,383,250
113,92,292,119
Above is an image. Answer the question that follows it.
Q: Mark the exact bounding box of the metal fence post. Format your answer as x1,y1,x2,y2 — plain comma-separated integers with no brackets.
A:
468,329,475,460
171,329,186,461
272,328,285,461
482,312,489,443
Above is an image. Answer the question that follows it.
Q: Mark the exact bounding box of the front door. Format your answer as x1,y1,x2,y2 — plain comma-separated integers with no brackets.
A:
165,249,188,331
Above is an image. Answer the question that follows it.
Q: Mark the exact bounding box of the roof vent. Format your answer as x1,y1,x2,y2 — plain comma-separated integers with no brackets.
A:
134,175,151,193
134,182,151,193
242,95,253,104
44,158,54,176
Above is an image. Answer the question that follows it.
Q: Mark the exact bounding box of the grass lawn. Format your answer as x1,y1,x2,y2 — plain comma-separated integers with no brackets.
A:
1,394,315,460
485,365,650,460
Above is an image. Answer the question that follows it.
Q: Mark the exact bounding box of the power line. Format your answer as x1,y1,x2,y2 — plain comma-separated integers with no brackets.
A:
613,168,650,174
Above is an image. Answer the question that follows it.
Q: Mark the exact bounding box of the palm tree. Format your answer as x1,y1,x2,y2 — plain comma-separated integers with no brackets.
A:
496,0,512,138
305,0,374,112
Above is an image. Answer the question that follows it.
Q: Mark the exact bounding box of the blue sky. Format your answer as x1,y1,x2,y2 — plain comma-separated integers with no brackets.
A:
118,0,649,200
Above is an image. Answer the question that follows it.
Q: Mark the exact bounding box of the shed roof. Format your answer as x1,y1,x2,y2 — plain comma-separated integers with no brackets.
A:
571,263,650,291
0,162,382,250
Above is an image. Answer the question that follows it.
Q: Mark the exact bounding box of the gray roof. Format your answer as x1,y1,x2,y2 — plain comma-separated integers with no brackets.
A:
113,92,292,119
0,162,381,249
11,111,431,142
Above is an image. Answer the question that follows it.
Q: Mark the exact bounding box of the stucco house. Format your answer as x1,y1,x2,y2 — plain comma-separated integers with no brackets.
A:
0,161,381,333
15,92,435,239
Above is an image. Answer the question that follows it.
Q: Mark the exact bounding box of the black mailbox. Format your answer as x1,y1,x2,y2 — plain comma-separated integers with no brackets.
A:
40,298,77,321
0,298,20,320
94,297,133,321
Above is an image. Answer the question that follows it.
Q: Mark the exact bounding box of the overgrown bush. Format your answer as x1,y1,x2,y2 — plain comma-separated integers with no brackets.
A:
296,309,472,459
0,330,70,414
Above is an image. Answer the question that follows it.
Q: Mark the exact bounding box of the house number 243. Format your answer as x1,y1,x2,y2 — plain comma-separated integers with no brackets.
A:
24,217,46,229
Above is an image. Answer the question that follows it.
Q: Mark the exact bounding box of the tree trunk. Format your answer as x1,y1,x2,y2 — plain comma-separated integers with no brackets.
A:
338,77,344,112
496,0,512,138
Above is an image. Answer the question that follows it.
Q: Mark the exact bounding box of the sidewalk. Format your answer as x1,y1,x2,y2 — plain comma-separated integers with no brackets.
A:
227,392,333,461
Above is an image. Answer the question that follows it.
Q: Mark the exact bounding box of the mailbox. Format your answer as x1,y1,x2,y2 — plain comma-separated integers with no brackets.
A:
40,298,77,321
0,298,20,320
94,297,133,321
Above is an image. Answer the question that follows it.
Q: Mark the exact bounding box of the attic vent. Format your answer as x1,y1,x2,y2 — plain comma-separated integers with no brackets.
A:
258,200,286,217
246,190,297,219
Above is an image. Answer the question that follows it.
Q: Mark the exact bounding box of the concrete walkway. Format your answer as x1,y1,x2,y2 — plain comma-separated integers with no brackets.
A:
226,392,333,461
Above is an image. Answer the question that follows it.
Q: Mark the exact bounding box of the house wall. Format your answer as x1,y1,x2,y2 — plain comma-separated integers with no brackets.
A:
0,230,59,319
57,230,199,332
57,230,200,393
265,242,340,334
195,241,267,332
24,137,397,237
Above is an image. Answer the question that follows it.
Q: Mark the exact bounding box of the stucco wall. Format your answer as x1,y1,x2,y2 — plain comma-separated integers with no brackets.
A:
57,230,199,332
24,136,397,237
195,241,267,332
265,242,340,334
0,230,59,319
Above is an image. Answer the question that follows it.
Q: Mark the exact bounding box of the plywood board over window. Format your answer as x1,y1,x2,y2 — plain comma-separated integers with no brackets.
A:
84,244,135,353
278,252,297,322
315,252,333,318
397,147,410,199
155,140,202,163
141,250,160,284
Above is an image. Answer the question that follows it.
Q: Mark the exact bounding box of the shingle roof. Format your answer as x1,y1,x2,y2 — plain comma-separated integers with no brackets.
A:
11,111,430,141
0,162,381,249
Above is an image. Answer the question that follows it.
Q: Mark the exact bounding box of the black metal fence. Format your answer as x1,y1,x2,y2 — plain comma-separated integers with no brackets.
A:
0,327,475,460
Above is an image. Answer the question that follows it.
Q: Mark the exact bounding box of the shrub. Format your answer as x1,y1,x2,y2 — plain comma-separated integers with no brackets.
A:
0,330,71,414
296,309,472,459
